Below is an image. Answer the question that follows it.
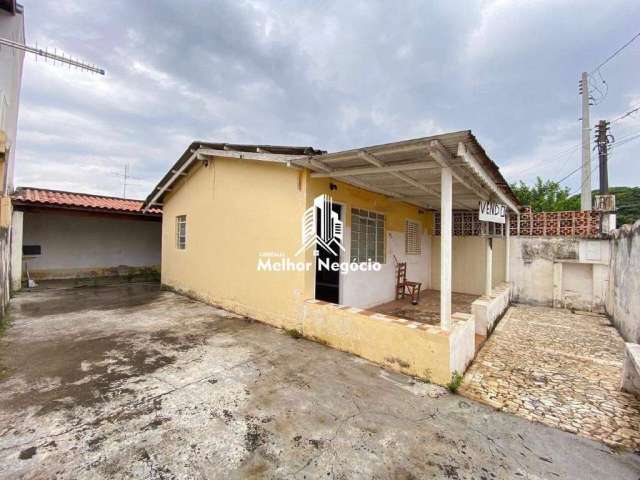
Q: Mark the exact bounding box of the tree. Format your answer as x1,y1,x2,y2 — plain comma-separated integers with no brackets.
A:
510,177,580,212
607,186,640,227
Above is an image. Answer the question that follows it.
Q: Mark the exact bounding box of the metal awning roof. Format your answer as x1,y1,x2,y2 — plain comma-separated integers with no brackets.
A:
143,131,520,214
290,130,520,213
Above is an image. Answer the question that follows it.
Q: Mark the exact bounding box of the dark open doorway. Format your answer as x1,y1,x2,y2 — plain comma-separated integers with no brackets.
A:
315,203,342,303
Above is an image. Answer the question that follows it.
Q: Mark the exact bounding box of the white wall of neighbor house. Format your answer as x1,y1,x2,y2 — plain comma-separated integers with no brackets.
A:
10,209,22,289
0,8,25,194
20,211,161,279
430,236,506,296
606,221,640,343
509,236,610,313
340,226,430,309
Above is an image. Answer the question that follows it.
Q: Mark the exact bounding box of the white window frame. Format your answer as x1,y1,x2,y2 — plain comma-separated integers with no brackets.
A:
405,219,421,255
350,208,385,264
176,215,187,250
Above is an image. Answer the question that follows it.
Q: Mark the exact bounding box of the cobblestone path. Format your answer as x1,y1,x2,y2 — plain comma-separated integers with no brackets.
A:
460,304,640,452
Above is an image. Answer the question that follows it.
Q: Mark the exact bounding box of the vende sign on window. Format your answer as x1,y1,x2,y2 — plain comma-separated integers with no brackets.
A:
478,201,506,224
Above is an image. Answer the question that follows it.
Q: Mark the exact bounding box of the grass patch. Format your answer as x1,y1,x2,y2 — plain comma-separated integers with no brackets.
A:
0,313,12,380
284,328,303,339
447,371,463,393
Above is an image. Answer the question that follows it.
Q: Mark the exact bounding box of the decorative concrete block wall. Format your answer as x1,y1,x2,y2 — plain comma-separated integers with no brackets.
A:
510,208,602,238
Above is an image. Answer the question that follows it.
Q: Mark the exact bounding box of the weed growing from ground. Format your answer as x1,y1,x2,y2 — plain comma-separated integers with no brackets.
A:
447,371,463,393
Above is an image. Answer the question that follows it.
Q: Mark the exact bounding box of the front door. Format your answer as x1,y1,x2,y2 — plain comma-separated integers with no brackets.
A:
315,203,342,303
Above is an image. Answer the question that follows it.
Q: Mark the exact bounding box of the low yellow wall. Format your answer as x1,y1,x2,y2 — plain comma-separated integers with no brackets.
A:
302,299,475,385
431,236,506,295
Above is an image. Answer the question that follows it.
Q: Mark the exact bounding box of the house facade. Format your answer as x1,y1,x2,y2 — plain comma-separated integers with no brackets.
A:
11,188,161,286
145,132,519,384
0,0,24,314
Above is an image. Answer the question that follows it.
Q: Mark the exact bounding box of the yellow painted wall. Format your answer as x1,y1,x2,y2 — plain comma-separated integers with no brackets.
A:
302,300,476,384
161,161,436,327
303,175,434,299
431,236,506,295
303,301,452,383
161,157,307,329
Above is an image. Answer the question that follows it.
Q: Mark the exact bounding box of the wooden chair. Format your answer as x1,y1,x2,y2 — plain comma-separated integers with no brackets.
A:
395,262,422,305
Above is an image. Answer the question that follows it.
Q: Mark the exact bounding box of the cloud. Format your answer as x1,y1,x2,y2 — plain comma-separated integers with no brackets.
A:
12,0,640,201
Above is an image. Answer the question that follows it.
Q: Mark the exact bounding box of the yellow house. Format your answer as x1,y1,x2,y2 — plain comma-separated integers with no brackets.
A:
144,131,520,385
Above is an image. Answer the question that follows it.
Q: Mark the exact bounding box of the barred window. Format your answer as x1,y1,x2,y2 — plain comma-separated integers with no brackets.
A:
176,215,187,250
351,209,385,263
405,220,421,255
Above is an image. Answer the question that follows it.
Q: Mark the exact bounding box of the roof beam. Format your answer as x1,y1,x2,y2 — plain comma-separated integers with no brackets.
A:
144,151,198,212
457,142,519,213
197,148,301,163
319,141,430,164
359,150,441,197
297,155,434,209
358,150,472,209
310,160,440,178
428,140,490,201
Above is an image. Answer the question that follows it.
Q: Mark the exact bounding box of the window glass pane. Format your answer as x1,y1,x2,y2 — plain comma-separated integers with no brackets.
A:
350,209,385,263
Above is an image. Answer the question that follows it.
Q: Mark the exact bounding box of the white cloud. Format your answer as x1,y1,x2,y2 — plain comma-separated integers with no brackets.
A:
11,0,640,199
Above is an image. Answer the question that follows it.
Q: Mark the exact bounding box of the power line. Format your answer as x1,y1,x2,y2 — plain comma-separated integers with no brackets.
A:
567,131,640,196
556,129,640,186
590,30,640,74
611,104,640,124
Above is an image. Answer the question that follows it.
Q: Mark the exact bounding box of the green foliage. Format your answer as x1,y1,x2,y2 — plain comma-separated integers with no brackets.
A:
284,328,303,339
447,371,463,393
608,186,640,227
511,177,640,227
510,177,579,212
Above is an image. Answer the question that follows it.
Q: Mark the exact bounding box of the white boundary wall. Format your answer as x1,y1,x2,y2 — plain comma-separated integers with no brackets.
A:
509,237,610,313
18,211,161,280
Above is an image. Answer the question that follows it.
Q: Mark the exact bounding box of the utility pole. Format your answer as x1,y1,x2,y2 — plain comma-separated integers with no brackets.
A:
580,72,592,211
595,120,613,194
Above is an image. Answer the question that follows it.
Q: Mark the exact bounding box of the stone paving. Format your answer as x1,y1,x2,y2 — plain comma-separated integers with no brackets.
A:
460,304,640,452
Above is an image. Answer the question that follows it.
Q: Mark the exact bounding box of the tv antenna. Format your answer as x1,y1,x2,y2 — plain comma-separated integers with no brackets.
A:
0,37,105,75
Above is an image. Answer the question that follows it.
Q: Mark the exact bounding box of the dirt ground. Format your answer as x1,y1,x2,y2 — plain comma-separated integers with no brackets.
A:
0,284,639,479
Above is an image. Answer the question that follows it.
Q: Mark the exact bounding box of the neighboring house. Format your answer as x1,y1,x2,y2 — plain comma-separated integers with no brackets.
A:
11,187,161,286
143,132,520,385
0,0,24,314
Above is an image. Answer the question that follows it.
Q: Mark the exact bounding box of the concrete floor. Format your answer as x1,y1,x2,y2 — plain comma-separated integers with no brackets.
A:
372,289,478,326
0,285,639,479
461,305,640,452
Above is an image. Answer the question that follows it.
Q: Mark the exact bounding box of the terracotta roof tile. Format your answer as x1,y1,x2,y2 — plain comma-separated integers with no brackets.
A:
12,187,162,216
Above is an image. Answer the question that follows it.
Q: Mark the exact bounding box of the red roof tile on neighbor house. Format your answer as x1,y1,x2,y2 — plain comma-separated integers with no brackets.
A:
12,187,162,216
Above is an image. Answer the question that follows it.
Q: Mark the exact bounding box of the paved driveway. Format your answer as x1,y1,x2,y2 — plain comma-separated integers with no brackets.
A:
461,305,640,451
0,284,639,479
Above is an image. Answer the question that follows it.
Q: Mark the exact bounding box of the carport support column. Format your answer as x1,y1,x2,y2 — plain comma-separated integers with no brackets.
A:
504,214,510,283
485,237,493,297
440,167,452,331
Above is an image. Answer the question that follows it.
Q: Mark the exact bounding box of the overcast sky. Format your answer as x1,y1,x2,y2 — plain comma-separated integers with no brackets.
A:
13,0,640,200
